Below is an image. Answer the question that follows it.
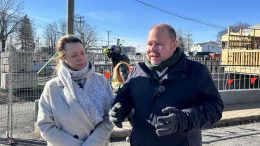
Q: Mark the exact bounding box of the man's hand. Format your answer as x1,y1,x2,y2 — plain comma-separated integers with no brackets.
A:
155,107,180,136
109,103,125,128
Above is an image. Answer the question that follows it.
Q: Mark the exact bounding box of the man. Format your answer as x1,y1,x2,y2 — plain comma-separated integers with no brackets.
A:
104,45,131,93
109,24,223,146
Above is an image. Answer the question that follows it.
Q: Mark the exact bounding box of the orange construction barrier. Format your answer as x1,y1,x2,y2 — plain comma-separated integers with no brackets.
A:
227,79,234,86
104,71,111,80
250,77,257,85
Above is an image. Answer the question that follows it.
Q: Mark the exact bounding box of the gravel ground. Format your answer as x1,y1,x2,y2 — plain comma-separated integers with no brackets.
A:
0,102,38,138
1,101,260,146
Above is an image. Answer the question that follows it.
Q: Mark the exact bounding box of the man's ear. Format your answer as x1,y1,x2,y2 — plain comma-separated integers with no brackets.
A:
172,39,178,49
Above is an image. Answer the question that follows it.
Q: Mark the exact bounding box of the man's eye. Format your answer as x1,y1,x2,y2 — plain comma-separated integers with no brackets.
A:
156,43,163,48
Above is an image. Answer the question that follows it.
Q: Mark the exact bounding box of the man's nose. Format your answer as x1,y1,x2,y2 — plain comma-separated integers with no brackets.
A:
150,44,157,52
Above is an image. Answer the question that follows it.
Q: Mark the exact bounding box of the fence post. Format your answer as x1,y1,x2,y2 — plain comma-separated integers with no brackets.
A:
34,99,41,137
6,45,15,144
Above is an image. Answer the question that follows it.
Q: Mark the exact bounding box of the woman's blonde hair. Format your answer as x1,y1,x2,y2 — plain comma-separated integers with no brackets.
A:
55,34,83,71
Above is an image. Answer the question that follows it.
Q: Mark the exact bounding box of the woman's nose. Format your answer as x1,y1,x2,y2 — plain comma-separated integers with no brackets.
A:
77,55,83,61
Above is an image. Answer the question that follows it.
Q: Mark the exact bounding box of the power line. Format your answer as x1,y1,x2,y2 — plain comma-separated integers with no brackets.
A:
134,0,226,29
31,0,65,15
27,16,64,34
38,0,66,11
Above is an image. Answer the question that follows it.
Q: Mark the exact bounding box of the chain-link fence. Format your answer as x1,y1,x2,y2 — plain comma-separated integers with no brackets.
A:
0,47,116,145
0,46,46,145
0,46,259,145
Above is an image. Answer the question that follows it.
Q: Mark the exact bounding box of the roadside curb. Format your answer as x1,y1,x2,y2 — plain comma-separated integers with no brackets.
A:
110,115,260,139
214,115,260,127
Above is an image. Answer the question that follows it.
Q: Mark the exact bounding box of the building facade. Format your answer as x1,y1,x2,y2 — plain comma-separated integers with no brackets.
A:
191,41,221,54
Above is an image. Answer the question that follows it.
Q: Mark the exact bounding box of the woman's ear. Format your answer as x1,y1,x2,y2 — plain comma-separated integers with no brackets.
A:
60,55,65,60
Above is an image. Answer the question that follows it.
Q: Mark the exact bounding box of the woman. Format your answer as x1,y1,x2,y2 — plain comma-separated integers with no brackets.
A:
37,35,114,146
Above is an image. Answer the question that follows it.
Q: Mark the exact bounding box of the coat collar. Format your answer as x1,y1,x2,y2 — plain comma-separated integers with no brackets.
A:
167,53,188,73
161,54,188,81
57,79,64,87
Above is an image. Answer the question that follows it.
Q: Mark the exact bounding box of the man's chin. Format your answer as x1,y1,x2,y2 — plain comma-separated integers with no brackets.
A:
151,61,160,65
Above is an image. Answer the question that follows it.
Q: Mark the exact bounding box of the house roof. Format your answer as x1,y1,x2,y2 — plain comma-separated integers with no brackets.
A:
194,41,219,46
249,24,260,29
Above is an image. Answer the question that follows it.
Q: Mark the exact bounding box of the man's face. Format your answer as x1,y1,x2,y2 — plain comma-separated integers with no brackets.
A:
63,42,87,71
146,26,177,65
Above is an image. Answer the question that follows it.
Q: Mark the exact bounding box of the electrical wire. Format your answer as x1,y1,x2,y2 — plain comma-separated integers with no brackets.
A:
30,0,65,15
134,0,226,29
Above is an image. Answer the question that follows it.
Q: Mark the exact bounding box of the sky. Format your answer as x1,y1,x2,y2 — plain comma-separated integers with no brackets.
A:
24,0,260,52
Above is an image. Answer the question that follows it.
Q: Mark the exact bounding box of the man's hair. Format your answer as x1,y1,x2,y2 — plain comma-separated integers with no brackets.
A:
151,24,177,40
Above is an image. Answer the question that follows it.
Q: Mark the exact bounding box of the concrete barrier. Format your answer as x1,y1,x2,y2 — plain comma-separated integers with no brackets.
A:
220,89,260,105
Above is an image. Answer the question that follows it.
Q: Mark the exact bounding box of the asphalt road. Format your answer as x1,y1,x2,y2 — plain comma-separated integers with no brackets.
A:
110,122,260,146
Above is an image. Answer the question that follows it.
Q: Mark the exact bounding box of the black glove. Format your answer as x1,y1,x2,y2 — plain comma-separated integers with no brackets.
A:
109,103,125,128
155,107,180,136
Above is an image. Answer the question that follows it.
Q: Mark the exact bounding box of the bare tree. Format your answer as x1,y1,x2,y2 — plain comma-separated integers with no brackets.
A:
217,22,250,42
42,17,97,55
43,22,60,55
58,19,66,36
177,29,193,52
74,16,97,49
177,36,185,51
0,0,24,51
81,24,97,49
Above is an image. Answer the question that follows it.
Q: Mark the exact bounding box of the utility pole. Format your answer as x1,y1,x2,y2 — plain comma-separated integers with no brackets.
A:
75,16,85,31
107,30,111,47
187,31,192,52
67,0,74,34
75,16,85,47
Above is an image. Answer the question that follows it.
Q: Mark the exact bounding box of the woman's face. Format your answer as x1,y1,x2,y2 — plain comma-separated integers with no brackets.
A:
63,42,87,70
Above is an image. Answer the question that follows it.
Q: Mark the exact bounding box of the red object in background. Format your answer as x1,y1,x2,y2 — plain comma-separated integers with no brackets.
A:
209,53,221,59
104,71,111,79
227,79,234,86
250,77,257,85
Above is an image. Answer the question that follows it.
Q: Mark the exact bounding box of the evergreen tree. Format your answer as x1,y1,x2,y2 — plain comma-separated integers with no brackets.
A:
18,15,34,51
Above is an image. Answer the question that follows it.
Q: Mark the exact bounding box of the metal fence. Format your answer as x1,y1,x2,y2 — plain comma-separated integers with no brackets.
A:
187,56,260,91
0,47,42,145
0,48,259,144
